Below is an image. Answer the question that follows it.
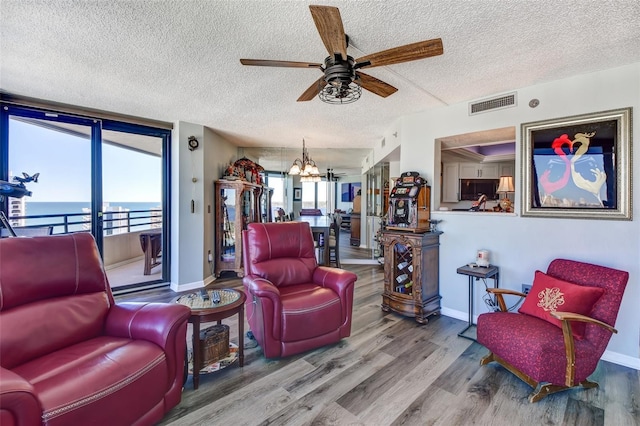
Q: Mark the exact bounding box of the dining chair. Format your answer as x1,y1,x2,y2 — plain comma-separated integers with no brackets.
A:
328,213,342,268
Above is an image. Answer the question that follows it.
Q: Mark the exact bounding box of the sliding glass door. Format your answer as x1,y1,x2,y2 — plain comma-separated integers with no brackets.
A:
100,125,166,288
1,104,171,291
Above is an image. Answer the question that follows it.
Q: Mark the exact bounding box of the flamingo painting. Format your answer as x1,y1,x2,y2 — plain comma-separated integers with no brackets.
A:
570,132,606,206
539,134,573,197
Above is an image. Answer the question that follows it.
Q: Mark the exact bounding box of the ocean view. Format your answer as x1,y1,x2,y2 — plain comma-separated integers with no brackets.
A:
16,201,162,233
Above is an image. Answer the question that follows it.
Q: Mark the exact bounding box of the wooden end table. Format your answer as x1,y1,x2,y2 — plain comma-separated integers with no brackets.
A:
174,288,246,389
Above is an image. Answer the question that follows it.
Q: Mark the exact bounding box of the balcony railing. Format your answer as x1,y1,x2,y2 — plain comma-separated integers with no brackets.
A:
8,209,162,235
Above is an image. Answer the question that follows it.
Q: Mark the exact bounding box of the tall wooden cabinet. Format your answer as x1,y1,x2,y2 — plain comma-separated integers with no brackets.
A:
215,179,271,277
350,213,361,246
381,230,442,323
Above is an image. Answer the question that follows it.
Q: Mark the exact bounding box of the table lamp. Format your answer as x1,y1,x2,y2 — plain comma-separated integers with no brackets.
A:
497,176,514,212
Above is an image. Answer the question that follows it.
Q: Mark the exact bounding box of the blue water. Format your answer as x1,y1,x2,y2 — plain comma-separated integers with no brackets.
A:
19,201,162,233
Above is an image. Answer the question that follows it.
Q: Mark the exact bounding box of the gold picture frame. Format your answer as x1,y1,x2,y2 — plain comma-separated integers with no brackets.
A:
521,107,632,220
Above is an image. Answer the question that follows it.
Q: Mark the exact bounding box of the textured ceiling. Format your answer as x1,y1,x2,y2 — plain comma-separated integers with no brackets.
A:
2,0,639,173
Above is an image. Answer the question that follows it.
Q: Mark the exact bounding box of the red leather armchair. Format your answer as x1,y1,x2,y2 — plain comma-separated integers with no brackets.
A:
242,222,357,358
477,259,628,402
0,233,191,426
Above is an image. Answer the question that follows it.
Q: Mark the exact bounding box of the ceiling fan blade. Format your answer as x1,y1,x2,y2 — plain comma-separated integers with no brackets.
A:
297,76,326,102
356,72,397,98
355,38,443,68
240,59,323,68
309,5,348,60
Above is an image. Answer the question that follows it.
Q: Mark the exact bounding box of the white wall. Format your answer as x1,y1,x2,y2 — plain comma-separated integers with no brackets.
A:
384,63,640,367
170,122,238,292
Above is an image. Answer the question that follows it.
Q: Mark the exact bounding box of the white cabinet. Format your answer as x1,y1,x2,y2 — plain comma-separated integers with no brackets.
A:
459,163,500,179
442,163,460,202
500,163,515,177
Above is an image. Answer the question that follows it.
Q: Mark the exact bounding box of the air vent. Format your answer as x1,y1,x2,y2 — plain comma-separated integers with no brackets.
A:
469,92,517,115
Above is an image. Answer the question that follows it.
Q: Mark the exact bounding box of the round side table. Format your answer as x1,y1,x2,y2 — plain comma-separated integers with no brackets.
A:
174,288,246,389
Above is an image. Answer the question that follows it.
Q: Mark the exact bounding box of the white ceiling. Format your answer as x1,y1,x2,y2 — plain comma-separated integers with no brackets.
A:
2,0,639,174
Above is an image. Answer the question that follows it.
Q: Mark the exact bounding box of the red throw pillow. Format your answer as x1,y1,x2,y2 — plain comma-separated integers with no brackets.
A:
518,270,604,339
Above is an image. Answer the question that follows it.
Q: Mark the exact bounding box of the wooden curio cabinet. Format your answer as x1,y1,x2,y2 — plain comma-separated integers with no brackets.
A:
381,230,442,323
215,179,271,277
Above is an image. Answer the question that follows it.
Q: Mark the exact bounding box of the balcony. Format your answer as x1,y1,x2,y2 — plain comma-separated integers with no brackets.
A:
5,209,163,289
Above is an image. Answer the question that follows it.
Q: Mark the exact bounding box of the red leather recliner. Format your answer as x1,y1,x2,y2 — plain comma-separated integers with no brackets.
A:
0,233,191,426
242,222,357,358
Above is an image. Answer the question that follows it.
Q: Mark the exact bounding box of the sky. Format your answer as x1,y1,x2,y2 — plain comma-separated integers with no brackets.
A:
8,118,161,203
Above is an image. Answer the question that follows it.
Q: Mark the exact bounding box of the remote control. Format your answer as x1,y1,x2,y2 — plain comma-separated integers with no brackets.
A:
212,290,221,304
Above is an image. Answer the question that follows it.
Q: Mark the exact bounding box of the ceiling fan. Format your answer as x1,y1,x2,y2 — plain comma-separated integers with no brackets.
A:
240,5,443,103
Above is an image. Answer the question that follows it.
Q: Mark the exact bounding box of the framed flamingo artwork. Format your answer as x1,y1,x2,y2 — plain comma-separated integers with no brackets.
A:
521,107,632,220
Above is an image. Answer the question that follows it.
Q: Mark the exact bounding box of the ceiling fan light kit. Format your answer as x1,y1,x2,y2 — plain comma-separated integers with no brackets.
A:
317,54,361,104
240,5,443,104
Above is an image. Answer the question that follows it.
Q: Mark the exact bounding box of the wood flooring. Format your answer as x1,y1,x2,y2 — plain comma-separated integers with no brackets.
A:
116,240,639,426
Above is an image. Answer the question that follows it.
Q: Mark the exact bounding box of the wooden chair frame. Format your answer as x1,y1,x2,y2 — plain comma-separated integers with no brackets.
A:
480,288,617,403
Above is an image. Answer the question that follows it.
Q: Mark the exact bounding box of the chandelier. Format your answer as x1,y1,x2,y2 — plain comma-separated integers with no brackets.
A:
288,139,321,182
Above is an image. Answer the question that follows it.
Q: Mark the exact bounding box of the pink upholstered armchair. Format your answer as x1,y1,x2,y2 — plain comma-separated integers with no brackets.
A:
0,233,191,426
242,222,357,358
477,258,628,402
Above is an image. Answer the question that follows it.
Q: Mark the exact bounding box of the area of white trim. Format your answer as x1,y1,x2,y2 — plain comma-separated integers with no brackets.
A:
170,279,204,293
601,350,640,370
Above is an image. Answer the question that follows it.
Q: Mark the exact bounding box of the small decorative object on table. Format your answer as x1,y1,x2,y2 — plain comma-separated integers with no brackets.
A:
200,324,230,365
496,176,514,212
469,194,487,211
386,171,431,232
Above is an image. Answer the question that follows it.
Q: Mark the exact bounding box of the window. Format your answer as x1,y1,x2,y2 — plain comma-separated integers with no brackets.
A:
265,174,286,216
301,181,316,210
301,180,334,214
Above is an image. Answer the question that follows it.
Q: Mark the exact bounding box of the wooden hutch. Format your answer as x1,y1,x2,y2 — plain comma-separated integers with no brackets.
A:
381,231,442,323
214,179,271,277
380,172,441,323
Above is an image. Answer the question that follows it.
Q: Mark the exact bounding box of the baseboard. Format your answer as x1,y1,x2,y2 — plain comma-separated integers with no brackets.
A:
439,308,640,370
170,280,204,293
203,274,215,287
440,307,468,322
601,350,640,370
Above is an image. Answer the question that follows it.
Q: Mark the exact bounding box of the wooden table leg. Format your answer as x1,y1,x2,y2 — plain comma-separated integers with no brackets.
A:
192,318,201,390
238,303,244,367
182,345,188,386
143,235,152,275
324,229,330,266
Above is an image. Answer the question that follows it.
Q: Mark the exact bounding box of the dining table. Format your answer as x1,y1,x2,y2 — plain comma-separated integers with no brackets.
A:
296,215,331,266
139,229,162,275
